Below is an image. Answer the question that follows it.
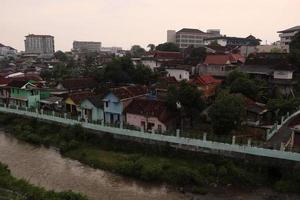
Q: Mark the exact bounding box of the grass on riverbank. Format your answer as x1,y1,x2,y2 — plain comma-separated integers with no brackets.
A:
0,162,88,200
0,113,299,194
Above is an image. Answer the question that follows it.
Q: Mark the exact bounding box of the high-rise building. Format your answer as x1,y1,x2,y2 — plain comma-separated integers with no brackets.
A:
167,28,221,48
24,34,55,54
73,41,102,52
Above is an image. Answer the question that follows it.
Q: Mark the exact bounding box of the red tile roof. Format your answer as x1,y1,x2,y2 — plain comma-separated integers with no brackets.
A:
111,85,148,100
203,54,245,65
0,77,11,86
192,75,222,85
60,77,98,90
153,51,184,60
125,99,173,123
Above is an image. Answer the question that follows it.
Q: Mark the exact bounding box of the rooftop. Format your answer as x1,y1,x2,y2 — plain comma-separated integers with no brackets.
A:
110,85,148,100
125,99,172,123
25,34,54,38
59,77,98,90
177,28,204,34
203,54,245,65
191,75,222,86
278,26,300,33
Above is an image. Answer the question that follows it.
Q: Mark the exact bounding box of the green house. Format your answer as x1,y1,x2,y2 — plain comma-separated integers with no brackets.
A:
7,80,41,108
80,95,104,122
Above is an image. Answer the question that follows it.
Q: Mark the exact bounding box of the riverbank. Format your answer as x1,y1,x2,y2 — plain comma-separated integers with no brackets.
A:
0,113,299,195
0,162,88,200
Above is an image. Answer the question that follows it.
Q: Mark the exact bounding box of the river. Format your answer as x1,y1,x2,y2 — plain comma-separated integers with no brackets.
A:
0,132,299,200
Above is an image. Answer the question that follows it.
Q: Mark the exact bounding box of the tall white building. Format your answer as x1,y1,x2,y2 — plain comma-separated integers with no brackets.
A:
278,26,300,52
73,41,102,52
167,28,221,48
24,34,54,55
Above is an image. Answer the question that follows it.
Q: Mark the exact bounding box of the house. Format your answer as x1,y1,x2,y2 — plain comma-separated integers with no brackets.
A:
134,51,184,71
103,85,148,124
56,77,98,93
6,80,41,108
198,54,245,77
270,63,297,97
166,65,194,81
155,76,178,95
204,35,261,47
39,96,63,111
80,95,104,122
125,98,174,132
64,91,94,115
204,35,261,56
0,77,12,105
234,94,269,126
190,75,222,100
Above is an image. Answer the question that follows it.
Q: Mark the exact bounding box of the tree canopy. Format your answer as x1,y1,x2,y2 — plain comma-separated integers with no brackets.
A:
230,77,258,99
166,81,204,127
147,44,156,51
209,94,245,135
289,32,300,67
184,46,207,65
156,42,180,52
103,56,157,84
130,45,146,57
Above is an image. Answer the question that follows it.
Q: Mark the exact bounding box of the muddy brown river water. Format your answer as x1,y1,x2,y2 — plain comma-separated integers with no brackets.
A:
0,132,299,200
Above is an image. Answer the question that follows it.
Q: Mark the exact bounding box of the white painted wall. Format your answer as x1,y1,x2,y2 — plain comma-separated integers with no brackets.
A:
274,71,293,80
166,69,190,81
142,60,161,71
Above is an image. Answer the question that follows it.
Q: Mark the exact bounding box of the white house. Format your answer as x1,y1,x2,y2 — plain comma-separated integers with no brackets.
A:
166,65,194,81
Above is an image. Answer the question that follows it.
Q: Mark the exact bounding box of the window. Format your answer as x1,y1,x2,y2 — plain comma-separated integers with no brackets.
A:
105,102,109,107
179,74,182,79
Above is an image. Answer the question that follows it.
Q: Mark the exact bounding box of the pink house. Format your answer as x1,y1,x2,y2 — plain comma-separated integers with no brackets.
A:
125,99,174,133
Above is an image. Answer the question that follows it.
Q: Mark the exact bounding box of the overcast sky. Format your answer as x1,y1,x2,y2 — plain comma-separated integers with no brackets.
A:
1,0,299,51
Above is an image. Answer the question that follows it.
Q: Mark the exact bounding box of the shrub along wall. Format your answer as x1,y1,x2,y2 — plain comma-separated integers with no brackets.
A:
0,113,299,193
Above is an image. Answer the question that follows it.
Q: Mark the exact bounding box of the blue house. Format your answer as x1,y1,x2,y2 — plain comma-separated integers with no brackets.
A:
103,85,148,124
80,95,104,122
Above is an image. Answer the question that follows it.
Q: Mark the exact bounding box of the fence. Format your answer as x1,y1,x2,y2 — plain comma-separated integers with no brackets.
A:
266,108,300,141
0,105,300,162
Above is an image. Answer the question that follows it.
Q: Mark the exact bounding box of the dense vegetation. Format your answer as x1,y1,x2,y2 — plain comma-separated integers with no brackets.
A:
0,162,87,200
0,113,299,194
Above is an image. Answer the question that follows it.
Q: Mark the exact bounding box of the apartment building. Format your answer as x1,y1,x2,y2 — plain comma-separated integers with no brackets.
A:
24,34,54,55
73,41,102,52
278,26,300,52
0,43,17,59
167,28,221,48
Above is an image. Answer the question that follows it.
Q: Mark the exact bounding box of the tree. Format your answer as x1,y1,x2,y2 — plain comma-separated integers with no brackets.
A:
226,70,248,86
230,77,258,99
131,64,158,85
267,98,300,118
130,45,146,57
156,42,180,52
209,94,245,135
166,81,204,127
184,46,207,65
147,44,156,51
289,32,300,67
54,51,68,62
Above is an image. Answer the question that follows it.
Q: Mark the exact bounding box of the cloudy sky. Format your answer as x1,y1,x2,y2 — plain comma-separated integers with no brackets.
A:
1,0,299,51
